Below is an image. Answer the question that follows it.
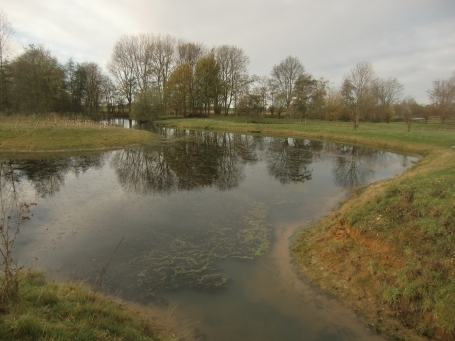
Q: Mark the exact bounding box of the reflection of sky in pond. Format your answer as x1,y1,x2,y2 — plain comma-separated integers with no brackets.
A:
2,131,418,341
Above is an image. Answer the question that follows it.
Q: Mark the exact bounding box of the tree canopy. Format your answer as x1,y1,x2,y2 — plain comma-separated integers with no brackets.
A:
0,7,453,125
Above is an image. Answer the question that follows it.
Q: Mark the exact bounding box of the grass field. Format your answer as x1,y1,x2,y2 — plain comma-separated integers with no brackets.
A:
159,116,455,341
158,116,454,153
0,272,174,341
0,115,156,152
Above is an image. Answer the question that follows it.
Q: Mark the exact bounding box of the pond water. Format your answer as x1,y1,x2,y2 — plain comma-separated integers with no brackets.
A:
2,129,418,341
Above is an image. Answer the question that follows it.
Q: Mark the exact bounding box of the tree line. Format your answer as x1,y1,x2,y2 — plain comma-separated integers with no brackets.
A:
0,9,454,124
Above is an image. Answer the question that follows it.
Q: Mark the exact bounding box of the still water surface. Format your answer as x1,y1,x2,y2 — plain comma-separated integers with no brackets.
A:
3,129,418,340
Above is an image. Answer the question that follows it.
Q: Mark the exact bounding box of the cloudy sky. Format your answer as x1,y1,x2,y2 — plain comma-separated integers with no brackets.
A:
2,0,454,103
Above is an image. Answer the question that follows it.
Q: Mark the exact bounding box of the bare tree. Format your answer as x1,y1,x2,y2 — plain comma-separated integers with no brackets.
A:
428,77,455,123
216,45,250,115
397,96,417,132
0,9,12,68
312,78,328,119
0,9,13,111
152,34,176,96
274,92,287,119
251,75,269,116
421,104,434,124
107,35,137,110
343,61,376,129
270,56,305,110
100,74,116,114
325,85,344,120
372,77,404,122
132,33,155,92
177,40,206,69
267,78,279,117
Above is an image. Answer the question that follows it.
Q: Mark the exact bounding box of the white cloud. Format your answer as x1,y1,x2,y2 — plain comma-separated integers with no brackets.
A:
2,0,454,102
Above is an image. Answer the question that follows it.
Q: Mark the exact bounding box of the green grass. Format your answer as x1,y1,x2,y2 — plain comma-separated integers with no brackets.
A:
345,159,455,335
158,116,455,153
0,116,156,152
159,115,455,340
0,271,174,341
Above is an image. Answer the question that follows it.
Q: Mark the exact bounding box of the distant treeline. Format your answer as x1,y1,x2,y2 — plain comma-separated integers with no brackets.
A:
0,9,454,125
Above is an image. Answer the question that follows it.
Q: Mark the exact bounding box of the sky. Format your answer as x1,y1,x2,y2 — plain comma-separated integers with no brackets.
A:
2,0,454,103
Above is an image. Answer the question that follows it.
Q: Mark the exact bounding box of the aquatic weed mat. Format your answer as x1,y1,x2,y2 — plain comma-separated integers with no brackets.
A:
108,197,272,302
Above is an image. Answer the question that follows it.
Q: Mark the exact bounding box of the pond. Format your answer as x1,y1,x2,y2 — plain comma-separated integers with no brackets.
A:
2,129,418,341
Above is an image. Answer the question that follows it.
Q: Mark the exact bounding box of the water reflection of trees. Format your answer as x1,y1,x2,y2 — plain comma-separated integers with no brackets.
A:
0,154,108,198
0,159,22,212
1,133,396,200
1,160,33,301
113,132,390,194
265,138,319,184
112,130,260,194
262,139,387,188
330,144,386,188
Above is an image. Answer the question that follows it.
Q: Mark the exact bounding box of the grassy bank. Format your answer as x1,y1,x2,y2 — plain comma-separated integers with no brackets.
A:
0,116,156,152
159,116,455,341
0,271,174,341
158,116,454,154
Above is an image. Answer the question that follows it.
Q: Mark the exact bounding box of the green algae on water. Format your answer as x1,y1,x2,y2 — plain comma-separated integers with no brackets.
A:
116,198,271,299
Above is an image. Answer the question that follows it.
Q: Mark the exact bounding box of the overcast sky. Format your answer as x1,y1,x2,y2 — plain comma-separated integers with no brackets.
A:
2,0,454,103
